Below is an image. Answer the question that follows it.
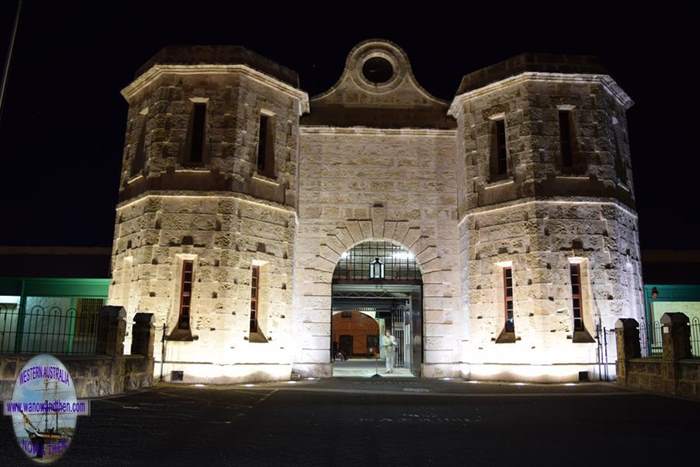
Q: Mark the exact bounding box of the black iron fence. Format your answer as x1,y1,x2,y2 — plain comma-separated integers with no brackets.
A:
639,320,663,358
691,317,700,358
0,302,102,355
639,318,700,358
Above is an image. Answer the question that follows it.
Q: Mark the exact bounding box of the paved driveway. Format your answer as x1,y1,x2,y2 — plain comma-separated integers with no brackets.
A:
1,379,698,466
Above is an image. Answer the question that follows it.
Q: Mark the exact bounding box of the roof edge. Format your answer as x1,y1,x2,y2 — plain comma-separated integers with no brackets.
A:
449,72,633,117
133,45,300,88
456,52,609,95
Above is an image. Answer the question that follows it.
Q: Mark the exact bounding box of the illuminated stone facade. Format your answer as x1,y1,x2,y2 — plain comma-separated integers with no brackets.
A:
109,41,643,383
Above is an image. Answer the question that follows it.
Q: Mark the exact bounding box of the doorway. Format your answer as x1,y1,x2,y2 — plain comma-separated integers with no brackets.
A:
338,334,354,357
330,241,423,377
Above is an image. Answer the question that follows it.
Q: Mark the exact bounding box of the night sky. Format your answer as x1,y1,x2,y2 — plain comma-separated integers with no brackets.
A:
0,2,696,249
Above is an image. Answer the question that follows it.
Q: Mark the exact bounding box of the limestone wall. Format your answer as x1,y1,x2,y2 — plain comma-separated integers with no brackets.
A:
107,42,645,383
109,195,296,377
0,355,153,400
616,315,700,400
109,55,308,383
452,75,635,216
120,71,304,208
293,128,461,377
460,201,643,379
452,73,643,381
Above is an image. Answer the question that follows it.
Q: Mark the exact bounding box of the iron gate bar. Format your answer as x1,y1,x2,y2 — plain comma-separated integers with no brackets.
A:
643,284,700,356
333,241,421,282
1,302,102,355
331,241,424,375
691,317,700,357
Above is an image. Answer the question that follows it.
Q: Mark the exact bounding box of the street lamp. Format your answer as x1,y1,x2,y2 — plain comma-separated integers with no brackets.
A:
650,287,659,323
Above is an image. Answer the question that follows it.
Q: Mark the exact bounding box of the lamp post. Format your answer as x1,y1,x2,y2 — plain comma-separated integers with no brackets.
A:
649,287,659,355
0,0,22,126
370,345,381,378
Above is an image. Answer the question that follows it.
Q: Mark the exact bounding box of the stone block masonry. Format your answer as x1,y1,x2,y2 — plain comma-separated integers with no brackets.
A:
0,310,155,399
107,40,643,383
616,313,700,399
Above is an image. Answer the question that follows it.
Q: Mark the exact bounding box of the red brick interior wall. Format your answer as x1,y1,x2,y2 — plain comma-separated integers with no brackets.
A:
331,311,379,357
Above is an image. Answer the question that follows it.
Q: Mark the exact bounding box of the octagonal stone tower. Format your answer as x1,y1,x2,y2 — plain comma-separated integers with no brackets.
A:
109,46,308,382
449,53,643,380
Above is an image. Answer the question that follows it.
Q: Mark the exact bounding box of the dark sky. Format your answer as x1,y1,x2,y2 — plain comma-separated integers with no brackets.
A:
0,2,696,249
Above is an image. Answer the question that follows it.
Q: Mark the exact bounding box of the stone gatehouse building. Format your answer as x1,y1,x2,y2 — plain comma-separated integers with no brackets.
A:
108,39,643,383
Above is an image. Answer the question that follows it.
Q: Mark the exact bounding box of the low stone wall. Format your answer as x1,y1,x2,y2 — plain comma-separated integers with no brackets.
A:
623,358,700,399
616,313,700,399
677,360,700,398
624,358,664,393
0,354,153,400
0,308,156,400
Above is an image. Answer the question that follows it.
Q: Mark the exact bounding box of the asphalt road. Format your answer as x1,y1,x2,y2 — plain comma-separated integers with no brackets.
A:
1,379,698,466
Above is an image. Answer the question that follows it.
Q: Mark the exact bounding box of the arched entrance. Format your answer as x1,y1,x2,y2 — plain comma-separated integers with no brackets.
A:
331,240,423,377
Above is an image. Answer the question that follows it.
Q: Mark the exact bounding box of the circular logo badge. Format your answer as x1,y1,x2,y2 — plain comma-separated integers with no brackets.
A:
4,354,87,463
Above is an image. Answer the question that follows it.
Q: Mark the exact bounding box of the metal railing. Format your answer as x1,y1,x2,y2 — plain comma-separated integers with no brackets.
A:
691,317,700,358
595,323,611,381
639,318,700,358
0,303,101,355
639,321,663,358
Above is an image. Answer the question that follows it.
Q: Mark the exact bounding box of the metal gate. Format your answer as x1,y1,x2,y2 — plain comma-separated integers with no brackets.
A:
389,300,411,368
595,321,620,382
331,283,423,375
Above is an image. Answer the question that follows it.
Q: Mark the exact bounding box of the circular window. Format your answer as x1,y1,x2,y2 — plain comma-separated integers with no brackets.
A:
362,57,394,84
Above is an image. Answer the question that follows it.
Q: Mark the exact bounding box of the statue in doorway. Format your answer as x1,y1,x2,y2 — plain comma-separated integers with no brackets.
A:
382,329,397,374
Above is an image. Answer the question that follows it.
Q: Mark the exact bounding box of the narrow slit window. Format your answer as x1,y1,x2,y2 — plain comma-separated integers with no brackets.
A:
250,265,260,333
613,128,627,184
559,110,575,169
186,103,207,164
256,113,275,178
490,118,508,180
130,117,147,177
503,267,514,333
570,263,584,331
177,260,194,330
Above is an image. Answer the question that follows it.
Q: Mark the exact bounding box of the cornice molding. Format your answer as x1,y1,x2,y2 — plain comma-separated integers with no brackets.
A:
299,126,456,137
457,198,638,227
115,191,298,216
121,64,310,114
448,72,633,118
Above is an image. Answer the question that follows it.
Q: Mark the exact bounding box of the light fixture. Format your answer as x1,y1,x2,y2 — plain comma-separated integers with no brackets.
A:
651,287,659,300
369,257,384,279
